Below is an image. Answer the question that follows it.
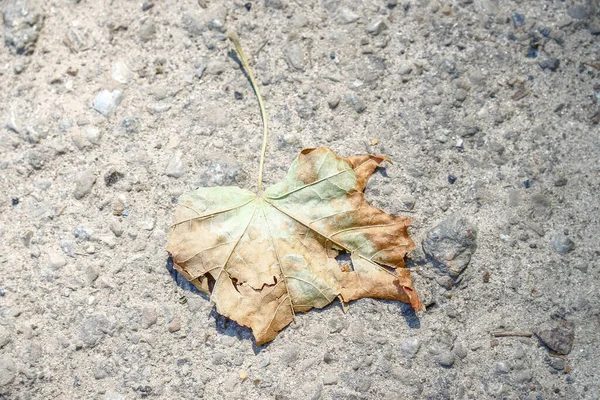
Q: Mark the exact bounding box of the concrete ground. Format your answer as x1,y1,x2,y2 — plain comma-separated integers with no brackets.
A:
1,0,599,399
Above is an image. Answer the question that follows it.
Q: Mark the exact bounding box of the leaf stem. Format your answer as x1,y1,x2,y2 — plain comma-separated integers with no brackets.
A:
227,31,268,193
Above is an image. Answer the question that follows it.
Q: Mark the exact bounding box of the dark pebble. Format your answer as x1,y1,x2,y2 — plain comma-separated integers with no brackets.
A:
526,47,538,58
554,177,568,187
11,198,19,206
546,355,565,371
104,170,124,187
142,1,154,11
511,13,525,28
567,5,590,20
538,27,550,37
422,215,478,278
535,319,574,355
523,179,531,188
234,91,243,100
550,232,575,254
448,175,456,184
539,58,560,72
344,94,366,113
245,2,252,11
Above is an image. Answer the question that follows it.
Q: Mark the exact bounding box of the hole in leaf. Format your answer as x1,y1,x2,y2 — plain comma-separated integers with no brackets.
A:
206,273,216,293
335,249,354,272
231,277,240,294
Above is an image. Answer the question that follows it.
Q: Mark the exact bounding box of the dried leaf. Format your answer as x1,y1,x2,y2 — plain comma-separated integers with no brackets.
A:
167,147,422,345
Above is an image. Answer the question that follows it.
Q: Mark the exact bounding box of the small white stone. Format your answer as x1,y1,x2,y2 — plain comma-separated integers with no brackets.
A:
48,251,67,269
93,90,123,117
166,151,185,178
338,8,359,24
83,127,102,144
6,111,22,133
366,18,387,35
138,213,156,231
111,60,133,84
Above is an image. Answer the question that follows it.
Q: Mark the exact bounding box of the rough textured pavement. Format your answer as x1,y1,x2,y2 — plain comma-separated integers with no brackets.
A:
1,0,599,399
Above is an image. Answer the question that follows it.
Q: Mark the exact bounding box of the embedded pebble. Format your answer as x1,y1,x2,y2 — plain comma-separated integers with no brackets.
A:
285,42,304,70
344,94,366,113
93,362,110,380
535,319,574,355
277,133,299,149
453,342,468,359
495,362,510,374
111,60,133,84
550,232,575,254
423,215,478,278
337,8,359,24
138,19,156,42
104,169,124,187
553,177,568,187
138,213,156,231
47,250,67,269
141,2,154,11
73,169,96,199
437,351,455,367
398,62,413,76
79,314,115,347
168,318,181,333
546,355,565,371
539,58,560,72
3,0,44,55
83,127,102,144
74,225,94,241
327,94,341,109
93,90,123,117
567,5,590,20
119,116,140,134
366,19,387,35
281,346,298,366
85,265,99,285
166,151,185,178
455,89,468,102
323,372,339,385
24,150,45,169
142,306,158,329
0,356,16,386
400,337,421,358
514,370,533,383
109,220,124,237
192,159,245,187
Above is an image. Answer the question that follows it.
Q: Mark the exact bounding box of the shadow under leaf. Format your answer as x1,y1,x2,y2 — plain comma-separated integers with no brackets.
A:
166,255,268,353
166,256,420,348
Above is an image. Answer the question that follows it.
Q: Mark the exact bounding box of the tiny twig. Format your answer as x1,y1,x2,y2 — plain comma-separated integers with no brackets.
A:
255,39,269,58
548,353,568,360
491,330,533,338
227,32,269,193
583,62,600,71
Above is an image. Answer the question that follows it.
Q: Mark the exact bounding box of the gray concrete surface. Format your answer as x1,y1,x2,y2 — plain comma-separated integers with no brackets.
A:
1,0,599,399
